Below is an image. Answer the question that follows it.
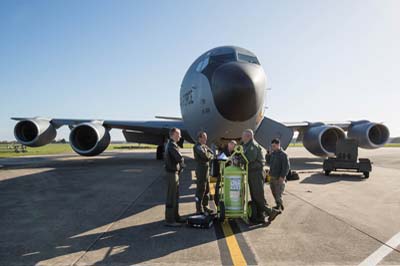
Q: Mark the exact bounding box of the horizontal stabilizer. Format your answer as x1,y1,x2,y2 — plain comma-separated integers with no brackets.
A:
255,117,294,150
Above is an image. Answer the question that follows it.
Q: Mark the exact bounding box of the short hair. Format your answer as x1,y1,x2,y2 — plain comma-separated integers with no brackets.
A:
243,129,254,138
169,127,180,137
197,131,207,139
271,138,280,144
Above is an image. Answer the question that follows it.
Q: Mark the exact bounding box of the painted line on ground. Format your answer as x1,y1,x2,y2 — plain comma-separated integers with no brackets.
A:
221,221,247,266
358,231,400,266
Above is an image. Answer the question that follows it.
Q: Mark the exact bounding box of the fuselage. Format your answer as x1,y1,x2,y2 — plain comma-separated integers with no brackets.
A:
180,46,266,147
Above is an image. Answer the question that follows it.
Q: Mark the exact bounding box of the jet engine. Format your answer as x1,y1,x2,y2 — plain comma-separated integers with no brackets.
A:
347,120,389,149
302,123,346,157
14,118,57,147
69,122,110,156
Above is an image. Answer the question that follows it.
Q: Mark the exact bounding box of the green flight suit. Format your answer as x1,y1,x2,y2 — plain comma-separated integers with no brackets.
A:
164,139,184,223
193,142,213,213
243,139,273,220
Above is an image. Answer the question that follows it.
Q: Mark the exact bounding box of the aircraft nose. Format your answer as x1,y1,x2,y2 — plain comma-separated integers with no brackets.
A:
211,62,265,122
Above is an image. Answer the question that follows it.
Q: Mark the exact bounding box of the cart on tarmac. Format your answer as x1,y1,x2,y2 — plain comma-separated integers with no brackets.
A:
216,145,255,224
323,139,372,178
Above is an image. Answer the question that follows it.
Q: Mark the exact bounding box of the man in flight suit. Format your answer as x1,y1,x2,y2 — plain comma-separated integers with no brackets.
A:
164,127,186,227
242,129,281,224
193,131,214,214
222,140,237,157
266,138,290,211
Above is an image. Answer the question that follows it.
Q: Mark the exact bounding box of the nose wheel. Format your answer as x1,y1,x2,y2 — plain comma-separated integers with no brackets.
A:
156,145,164,160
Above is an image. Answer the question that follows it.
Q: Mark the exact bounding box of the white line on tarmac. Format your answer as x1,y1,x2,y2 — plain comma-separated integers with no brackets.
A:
358,231,400,266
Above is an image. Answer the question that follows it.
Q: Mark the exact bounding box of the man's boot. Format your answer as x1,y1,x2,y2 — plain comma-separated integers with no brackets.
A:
203,206,215,215
268,208,282,223
273,203,284,211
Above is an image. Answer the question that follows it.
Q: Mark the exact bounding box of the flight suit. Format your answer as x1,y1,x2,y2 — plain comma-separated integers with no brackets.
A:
164,139,185,223
193,142,213,213
266,149,290,209
243,139,274,221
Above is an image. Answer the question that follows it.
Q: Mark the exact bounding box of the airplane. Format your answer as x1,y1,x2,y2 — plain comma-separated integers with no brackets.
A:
11,46,390,160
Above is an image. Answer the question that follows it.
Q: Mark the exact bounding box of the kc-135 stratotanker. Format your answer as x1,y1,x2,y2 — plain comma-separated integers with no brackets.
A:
12,46,390,159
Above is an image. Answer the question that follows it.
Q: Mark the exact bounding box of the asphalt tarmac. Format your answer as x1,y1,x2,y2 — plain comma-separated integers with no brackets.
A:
0,147,399,265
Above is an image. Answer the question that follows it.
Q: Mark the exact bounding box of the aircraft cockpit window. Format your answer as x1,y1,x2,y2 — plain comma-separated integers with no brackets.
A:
201,53,236,79
238,53,260,65
209,53,236,65
196,57,209,72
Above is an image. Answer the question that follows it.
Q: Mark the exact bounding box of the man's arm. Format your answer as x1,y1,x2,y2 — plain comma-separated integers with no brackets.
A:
169,146,183,164
280,152,290,178
194,145,211,162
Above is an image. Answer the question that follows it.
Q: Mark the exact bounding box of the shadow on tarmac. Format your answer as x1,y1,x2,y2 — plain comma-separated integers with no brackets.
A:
301,172,366,185
289,157,323,171
0,152,257,266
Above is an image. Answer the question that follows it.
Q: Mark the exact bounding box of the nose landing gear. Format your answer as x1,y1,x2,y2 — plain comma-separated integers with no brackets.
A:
156,145,164,160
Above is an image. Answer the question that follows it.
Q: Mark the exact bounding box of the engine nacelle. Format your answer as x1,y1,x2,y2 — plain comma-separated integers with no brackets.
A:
14,118,57,147
69,122,110,156
303,123,346,157
347,120,389,149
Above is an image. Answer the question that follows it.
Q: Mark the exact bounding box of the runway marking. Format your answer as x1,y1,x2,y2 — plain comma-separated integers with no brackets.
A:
221,221,247,266
358,231,400,266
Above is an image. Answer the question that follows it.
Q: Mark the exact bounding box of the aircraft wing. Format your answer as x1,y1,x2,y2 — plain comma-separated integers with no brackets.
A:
255,117,389,157
283,121,351,131
11,117,191,156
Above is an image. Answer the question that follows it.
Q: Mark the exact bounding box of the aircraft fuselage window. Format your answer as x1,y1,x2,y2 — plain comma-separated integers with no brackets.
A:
238,53,260,65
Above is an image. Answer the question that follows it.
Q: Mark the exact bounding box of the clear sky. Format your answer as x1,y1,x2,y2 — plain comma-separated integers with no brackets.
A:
1,0,399,141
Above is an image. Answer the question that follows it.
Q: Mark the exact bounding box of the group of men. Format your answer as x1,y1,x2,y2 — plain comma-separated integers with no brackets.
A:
163,127,290,227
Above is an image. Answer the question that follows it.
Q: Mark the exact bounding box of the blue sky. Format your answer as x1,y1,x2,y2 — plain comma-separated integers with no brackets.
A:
1,0,399,140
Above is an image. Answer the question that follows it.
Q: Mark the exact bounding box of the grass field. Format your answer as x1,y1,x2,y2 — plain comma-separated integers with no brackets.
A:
0,143,194,158
0,142,398,158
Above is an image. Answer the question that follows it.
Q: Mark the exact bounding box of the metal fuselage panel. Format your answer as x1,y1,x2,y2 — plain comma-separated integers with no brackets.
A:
180,46,266,147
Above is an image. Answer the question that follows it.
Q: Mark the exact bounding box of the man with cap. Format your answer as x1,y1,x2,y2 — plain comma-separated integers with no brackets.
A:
242,129,281,224
266,138,290,211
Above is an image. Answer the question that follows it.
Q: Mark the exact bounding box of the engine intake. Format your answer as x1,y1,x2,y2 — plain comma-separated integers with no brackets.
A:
348,121,389,149
14,118,57,147
69,123,110,156
303,123,345,157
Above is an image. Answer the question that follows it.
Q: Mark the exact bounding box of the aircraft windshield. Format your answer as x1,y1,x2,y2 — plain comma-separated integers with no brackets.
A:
202,53,236,79
238,53,260,65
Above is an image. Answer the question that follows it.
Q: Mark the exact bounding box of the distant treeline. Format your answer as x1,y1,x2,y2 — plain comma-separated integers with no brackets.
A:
390,137,400,143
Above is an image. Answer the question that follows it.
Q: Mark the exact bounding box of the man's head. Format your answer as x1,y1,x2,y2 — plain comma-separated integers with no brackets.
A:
197,131,207,145
271,138,281,151
169,127,181,143
227,140,237,152
241,129,254,144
